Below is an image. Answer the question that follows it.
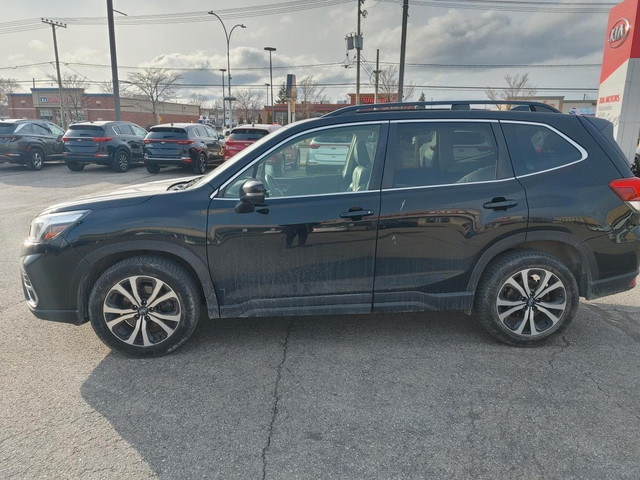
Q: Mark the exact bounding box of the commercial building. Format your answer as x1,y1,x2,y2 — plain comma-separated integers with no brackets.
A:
8,88,200,129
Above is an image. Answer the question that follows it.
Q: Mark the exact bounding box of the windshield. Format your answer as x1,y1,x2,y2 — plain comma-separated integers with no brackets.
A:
0,123,17,134
190,120,311,190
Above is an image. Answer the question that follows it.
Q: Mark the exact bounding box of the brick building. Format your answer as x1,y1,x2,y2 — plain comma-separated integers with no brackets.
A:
8,88,200,129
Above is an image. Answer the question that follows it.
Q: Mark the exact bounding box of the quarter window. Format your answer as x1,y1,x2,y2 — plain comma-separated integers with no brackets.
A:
389,122,500,188
222,125,381,199
501,123,583,176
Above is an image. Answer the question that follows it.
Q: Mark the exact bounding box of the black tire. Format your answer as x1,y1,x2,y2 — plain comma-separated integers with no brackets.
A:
112,149,131,173
66,162,85,172
26,148,44,171
632,157,639,177
88,256,202,357
474,249,579,346
193,152,207,174
146,164,160,174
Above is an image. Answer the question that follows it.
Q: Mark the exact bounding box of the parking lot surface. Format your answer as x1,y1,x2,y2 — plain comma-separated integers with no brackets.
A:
1,162,639,479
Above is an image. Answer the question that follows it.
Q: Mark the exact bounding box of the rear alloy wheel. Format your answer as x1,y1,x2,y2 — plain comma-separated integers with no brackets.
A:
88,256,201,357
193,152,207,174
112,149,131,173
146,164,160,174
27,148,44,171
67,162,85,171
475,250,578,346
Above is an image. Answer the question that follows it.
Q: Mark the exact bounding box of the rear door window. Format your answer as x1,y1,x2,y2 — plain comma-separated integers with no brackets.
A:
32,124,51,135
387,121,503,187
114,124,134,135
229,128,270,141
501,122,585,176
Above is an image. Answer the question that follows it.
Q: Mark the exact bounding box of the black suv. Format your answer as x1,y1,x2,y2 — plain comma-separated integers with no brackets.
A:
21,101,640,356
62,121,147,172
0,119,65,170
143,123,223,174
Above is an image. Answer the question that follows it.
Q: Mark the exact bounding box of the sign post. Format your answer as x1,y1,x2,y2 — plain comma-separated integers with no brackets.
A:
596,0,640,163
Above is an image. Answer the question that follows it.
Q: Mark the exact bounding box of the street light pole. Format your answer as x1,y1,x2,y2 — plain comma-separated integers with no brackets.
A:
265,83,270,121
264,47,276,123
398,0,409,102
208,11,245,128
219,68,226,129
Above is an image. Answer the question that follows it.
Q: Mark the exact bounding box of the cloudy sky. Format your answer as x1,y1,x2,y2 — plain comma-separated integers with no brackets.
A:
0,0,615,105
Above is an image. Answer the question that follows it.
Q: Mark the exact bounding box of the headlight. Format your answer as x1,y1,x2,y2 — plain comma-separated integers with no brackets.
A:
27,210,90,244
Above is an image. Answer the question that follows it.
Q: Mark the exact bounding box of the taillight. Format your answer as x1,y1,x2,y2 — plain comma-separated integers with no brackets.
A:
61,136,69,142
9,135,22,142
610,178,640,212
177,140,194,145
309,142,320,149
143,139,151,144
92,137,113,143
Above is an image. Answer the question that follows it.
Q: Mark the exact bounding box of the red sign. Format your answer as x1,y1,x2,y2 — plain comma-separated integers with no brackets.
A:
600,0,640,83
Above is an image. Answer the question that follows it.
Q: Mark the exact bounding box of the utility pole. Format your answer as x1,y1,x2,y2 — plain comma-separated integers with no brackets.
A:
106,0,121,120
374,48,381,104
398,0,409,103
356,0,364,105
41,18,67,127
219,69,226,129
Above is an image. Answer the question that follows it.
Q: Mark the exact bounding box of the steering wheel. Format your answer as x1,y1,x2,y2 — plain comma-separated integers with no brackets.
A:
264,173,284,198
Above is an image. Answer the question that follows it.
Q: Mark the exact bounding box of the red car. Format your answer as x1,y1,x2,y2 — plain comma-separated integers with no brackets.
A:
224,124,282,160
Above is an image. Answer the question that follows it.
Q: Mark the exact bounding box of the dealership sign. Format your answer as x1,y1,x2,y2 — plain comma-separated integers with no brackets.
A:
596,0,640,164
609,18,631,48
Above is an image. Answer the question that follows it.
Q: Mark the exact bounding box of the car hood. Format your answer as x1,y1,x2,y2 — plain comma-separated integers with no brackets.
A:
38,176,202,215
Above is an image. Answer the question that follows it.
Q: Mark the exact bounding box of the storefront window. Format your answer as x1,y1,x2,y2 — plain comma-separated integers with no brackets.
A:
39,109,53,121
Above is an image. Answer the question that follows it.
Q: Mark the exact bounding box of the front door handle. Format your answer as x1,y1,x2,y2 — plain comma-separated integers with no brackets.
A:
483,198,518,211
339,207,375,220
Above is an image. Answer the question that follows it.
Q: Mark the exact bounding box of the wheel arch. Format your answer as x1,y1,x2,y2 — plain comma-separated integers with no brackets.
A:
467,231,597,298
75,241,219,324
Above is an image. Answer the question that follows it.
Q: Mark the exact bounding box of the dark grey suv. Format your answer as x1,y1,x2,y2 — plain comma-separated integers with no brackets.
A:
0,119,65,170
20,101,640,356
62,121,147,172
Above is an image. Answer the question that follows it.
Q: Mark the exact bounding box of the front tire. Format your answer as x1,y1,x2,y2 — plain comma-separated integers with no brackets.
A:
474,250,579,346
88,256,201,357
112,149,131,173
193,152,207,174
27,148,44,171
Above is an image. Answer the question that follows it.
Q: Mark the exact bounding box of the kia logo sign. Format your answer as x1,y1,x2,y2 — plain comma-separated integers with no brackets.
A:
609,18,631,49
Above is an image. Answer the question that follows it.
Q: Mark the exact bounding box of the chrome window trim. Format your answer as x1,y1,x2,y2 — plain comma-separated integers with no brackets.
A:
214,120,387,199
381,177,516,193
499,120,588,178
212,189,379,202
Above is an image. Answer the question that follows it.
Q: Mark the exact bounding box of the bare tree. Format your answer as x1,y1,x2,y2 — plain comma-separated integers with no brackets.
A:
234,88,265,123
126,68,182,122
296,76,326,119
98,80,131,97
188,92,208,109
47,73,89,122
485,73,537,109
0,78,20,117
376,66,415,102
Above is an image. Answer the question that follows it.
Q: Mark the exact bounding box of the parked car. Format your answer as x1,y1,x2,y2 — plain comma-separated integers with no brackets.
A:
21,100,640,357
0,119,65,170
143,123,224,174
62,121,147,172
224,124,281,160
306,131,352,174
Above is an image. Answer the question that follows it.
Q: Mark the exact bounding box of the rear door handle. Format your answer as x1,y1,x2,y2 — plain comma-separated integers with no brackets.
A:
483,198,518,211
339,207,375,220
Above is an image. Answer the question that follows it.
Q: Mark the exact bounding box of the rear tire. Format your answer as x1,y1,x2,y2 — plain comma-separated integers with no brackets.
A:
112,149,130,173
146,164,160,174
88,256,201,357
26,148,44,171
193,152,207,174
66,162,85,171
474,249,579,346
632,157,639,177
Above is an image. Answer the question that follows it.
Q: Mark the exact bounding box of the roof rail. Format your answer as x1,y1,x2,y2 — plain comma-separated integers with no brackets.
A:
324,100,561,117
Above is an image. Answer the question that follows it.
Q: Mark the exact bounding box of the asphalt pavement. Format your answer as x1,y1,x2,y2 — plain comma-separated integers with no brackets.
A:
1,161,639,479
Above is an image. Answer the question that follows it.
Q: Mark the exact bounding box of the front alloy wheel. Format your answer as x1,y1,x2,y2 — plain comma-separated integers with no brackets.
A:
89,256,201,356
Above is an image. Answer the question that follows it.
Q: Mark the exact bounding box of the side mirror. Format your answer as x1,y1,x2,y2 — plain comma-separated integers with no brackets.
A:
235,179,266,213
